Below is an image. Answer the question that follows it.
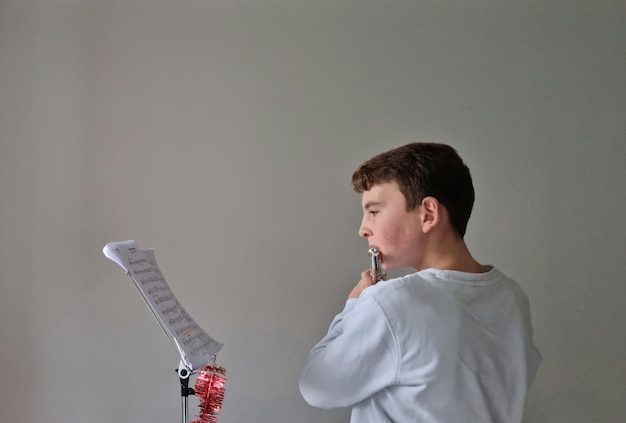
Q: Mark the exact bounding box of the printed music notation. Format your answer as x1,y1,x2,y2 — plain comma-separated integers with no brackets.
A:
103,240,223,371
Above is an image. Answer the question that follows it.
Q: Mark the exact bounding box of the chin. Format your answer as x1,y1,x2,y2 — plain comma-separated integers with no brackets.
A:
384,260,410,271
381,261,397,271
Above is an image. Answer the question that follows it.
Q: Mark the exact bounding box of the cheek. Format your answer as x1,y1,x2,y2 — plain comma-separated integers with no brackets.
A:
380,219,417,252
380,223,406,249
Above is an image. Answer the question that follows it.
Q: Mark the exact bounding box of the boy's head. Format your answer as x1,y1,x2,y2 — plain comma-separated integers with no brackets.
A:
352,142,475,238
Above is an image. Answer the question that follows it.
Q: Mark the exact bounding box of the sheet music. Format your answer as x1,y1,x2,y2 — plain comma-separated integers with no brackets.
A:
103,240,223,371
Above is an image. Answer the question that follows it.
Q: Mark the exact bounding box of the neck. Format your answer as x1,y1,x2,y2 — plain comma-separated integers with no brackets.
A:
416,232,488,273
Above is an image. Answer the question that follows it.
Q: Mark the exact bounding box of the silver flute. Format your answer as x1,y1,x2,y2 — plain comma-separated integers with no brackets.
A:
368,247,387,283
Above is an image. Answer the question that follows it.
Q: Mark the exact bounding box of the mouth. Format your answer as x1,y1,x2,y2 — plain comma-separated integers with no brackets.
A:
368,247,384,267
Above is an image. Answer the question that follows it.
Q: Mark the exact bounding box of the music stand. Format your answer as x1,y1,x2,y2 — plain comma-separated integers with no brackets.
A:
103,240,223,423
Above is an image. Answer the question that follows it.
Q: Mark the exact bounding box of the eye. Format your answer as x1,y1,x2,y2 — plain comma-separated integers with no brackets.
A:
369,210,379,216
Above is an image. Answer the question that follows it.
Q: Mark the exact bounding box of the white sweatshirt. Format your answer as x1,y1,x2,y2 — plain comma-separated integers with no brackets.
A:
299,266,541,423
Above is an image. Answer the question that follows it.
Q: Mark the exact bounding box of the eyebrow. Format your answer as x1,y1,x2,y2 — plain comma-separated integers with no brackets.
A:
363,201,383,210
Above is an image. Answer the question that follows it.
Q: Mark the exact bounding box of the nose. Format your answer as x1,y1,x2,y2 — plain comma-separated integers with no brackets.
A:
359,219,371,238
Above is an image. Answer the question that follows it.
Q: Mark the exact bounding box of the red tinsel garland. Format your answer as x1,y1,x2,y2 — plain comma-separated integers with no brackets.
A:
192,361,227,423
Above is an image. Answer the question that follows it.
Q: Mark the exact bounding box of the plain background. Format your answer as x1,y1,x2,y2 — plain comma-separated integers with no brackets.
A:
1,1,624,422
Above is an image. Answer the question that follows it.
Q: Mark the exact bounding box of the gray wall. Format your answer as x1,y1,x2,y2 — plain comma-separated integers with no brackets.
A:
1,1,624,422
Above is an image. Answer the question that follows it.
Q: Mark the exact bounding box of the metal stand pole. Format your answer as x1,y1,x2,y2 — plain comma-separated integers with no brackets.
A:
177,361,195,423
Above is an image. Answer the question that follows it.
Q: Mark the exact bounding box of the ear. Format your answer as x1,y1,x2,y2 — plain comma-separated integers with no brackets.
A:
420,196,441,234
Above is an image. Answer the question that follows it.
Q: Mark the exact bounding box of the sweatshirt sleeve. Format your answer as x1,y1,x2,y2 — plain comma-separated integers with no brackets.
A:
299,292,399,409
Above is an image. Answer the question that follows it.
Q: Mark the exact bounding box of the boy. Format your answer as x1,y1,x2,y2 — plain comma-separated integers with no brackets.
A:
299,143,541,422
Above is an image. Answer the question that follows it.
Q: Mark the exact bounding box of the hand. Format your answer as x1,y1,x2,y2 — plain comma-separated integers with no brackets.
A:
348,270,376,299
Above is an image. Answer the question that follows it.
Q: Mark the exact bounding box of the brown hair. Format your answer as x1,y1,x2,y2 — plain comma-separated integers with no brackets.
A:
351,143,475,237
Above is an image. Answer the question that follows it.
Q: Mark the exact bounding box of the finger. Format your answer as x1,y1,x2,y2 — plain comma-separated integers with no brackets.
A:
360,269,374,286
